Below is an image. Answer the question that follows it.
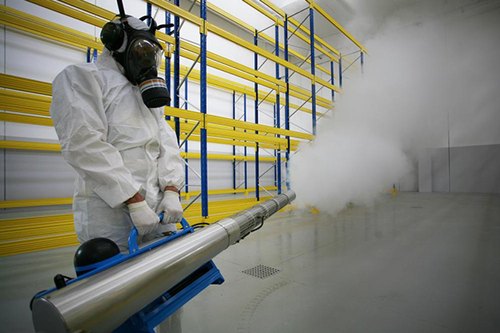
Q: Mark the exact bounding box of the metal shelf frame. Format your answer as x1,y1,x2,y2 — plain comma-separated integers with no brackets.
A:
0,0,365,255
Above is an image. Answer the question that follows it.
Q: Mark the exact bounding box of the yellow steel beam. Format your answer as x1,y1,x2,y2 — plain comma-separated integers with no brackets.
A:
204,0,254,32
6,4,328,112
180,39,285,91
250,0,338,60
164,106,205,122
206,113,314,140
16,2,323,108
148,0,202,26
150,0,340,92
260,0,286,17
0,233,79,256
0,112,301,152
259,32,335,75
179,64,255,98
0,195,284,256
0,90,51,116
0,73,51,96
177,64,319,115
26,0,106,29
180,48,280,92
180,48,331,108
182,190,275,201
0,135,293,157
0,198,72,209
242,0,278,23
19,1,277,98
243,0,339,63
0,5,101,51
206,49,285,90
0,214,73,228
172,120,300,151
0,140,61,152
2,3,97,41
182,152,276,163
164,106,313,140
306,0,367,53
0,190,278,211
207,22,310,83
200,0,338,72
0,66,315,125
0,223,75,242
175,123,298,151
258,0,340,57
288,16,340,57
208,127,289,147
0,113,53,127
184,133,274,150
57,0,115,20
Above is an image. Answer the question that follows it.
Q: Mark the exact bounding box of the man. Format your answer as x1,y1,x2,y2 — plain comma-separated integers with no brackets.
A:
50,15,184,251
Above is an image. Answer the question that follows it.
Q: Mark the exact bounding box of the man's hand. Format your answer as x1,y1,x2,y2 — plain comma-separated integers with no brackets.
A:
158,190,183,225
127,200,160,235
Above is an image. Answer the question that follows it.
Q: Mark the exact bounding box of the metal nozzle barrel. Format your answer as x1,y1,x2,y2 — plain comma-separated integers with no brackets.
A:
32,190,295,333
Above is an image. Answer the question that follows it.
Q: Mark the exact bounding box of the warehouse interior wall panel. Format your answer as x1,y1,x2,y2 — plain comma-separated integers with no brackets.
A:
5,150,75,200
428,144,500,194
5,30,84,81
431,148,451,193
206,160,233,189
7,0,95,37
450,145,500,193
0,148,4,201
5,123,58,142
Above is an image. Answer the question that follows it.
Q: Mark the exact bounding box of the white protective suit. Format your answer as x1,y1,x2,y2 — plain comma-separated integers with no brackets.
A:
51,49,184,250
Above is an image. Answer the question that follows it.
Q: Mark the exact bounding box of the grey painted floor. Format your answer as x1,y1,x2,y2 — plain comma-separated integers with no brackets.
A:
1,192,499,332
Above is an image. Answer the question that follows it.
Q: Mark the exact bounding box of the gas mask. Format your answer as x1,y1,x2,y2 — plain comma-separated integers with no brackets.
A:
100,13,173,108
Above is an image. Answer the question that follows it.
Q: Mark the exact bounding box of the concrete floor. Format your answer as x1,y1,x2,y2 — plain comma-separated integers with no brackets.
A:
1,192,499,332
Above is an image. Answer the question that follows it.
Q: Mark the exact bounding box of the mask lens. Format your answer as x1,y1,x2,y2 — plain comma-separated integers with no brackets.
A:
127,39,163,82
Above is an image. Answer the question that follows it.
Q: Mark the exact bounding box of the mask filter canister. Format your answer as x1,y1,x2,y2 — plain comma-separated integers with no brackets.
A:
139,77,170,108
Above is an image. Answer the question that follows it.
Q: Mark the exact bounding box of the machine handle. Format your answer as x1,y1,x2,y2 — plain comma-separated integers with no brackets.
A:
128,214,190,254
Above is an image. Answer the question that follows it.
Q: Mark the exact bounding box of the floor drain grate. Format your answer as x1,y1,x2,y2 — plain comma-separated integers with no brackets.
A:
242,264,280,279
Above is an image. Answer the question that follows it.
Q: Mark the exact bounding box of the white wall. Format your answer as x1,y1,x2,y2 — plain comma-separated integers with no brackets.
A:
420,144,500,194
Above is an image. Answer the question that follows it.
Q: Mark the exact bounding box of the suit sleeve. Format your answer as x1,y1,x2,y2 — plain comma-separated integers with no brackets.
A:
156,114,185,192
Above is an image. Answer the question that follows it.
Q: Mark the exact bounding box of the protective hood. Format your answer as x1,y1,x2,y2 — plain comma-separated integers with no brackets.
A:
101,16,171,108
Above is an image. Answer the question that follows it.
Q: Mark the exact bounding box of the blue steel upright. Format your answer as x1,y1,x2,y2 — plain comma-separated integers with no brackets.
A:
275,24,282,194
184,78,189,195
284,15,291,190
232,91,236,190
146,3,152,25
254,30,260,201
339,55,343,87
330,60,335,101
173,0,181,143
360,51,364,73
244,94,248,191
165,10,172,110
200,0,208,217
309,7,317,136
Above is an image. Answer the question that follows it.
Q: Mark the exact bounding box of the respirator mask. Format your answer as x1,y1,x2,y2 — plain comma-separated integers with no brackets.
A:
100,10,173,108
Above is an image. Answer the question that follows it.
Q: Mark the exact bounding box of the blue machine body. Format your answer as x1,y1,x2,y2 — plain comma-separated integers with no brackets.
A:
32,217,224,333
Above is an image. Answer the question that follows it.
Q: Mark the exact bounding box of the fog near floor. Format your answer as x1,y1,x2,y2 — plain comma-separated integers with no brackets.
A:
290,0,500,214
